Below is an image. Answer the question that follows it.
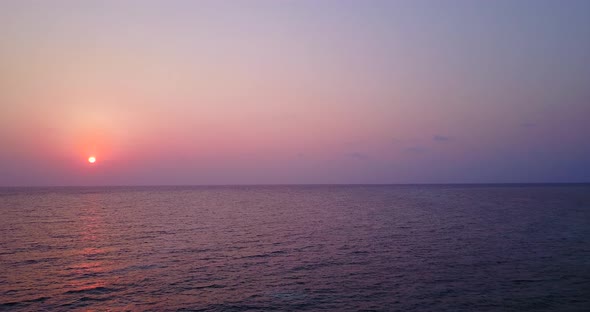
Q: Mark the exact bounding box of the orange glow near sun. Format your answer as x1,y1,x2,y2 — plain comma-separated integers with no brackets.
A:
88,156,96,164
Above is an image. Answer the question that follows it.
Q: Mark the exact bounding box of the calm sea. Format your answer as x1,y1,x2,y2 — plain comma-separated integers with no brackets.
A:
1,185,589,311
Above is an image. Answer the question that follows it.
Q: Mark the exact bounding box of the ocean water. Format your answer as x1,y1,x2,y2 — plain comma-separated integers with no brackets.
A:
1,185,589,311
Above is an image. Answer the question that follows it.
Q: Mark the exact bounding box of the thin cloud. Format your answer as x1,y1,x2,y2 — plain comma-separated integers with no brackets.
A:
405,147,427,154
345,152,369,161
433,135,451,142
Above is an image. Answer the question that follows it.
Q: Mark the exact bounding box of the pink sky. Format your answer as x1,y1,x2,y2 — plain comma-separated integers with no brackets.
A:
1,0,589,185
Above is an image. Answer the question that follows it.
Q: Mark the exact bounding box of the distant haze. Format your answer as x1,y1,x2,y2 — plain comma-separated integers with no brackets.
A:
1,0,589,186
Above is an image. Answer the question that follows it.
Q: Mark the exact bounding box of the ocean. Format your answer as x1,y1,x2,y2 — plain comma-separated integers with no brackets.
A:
1,185,589,311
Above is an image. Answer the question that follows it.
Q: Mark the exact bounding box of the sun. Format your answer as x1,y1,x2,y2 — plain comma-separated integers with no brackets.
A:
88,156,96,164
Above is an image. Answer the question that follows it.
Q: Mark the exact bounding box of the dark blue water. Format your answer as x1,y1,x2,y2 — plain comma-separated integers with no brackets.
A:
1,185,589,311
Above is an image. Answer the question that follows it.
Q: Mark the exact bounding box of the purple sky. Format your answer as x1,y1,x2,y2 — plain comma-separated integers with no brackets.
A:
1,0,589,186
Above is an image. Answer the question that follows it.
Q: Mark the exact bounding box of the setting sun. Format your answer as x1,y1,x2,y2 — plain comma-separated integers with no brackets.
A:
88,156,96,164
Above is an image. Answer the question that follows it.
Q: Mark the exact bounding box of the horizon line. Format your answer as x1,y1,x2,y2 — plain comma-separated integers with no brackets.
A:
1,182,589,188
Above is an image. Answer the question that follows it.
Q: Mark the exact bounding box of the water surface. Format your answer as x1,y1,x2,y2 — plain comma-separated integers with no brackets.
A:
1,185,589,311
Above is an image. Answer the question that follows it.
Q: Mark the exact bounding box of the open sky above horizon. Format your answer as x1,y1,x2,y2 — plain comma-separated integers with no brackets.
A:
1,0,589,186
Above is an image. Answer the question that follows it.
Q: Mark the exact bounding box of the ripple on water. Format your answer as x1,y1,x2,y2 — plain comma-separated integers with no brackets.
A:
1,185,589,311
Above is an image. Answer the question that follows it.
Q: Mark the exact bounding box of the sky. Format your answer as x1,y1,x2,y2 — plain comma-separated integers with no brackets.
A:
1,0,589,186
